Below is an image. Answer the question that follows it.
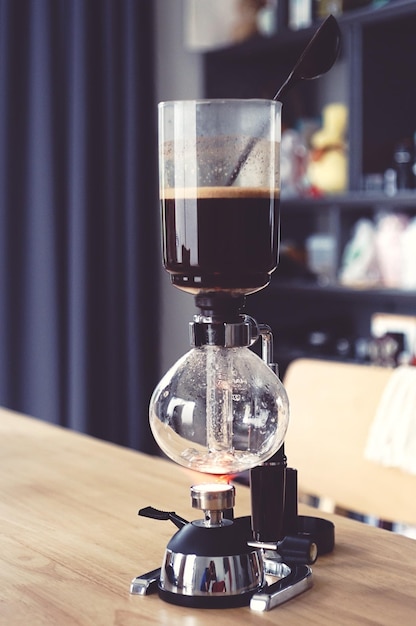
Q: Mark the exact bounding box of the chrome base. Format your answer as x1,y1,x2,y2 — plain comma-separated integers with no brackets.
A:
131,560,313,610
159,547,264,607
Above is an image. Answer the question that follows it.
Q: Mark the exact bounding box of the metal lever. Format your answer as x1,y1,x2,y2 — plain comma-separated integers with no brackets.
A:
250,563,313,612
248,534,318,565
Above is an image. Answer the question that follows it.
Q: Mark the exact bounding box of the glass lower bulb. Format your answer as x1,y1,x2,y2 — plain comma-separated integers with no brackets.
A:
149,345,289,475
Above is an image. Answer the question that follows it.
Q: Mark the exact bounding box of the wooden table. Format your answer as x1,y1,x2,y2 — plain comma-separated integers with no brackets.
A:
1,406,416,625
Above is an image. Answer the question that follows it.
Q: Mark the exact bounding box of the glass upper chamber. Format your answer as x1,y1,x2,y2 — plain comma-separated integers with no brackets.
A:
149,343,289,475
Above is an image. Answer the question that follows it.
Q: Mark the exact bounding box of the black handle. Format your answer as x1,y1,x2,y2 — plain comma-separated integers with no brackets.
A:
138,506,188,529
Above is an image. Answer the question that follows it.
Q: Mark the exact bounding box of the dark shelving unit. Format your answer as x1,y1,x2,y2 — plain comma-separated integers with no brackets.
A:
204,1,416,372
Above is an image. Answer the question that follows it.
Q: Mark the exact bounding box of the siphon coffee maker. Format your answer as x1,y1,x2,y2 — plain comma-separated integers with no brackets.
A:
131,99,334,610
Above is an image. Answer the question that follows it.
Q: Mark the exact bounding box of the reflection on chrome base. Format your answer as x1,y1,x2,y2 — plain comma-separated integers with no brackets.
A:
160,548,264,597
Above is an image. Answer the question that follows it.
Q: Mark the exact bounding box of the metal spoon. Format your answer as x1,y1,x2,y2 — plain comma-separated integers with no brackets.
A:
227,15,341,185
274,14,341,102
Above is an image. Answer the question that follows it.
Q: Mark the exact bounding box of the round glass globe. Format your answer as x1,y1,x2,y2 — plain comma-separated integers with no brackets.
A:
149,345,289,475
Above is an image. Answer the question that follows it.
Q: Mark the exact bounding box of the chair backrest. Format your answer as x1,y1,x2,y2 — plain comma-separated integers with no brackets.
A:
283,358,416,526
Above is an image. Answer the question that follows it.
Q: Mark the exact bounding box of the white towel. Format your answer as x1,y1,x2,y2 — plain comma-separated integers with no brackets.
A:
364,365,416,475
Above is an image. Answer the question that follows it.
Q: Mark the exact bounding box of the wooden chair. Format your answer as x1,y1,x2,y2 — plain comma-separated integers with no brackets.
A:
283,358,416,526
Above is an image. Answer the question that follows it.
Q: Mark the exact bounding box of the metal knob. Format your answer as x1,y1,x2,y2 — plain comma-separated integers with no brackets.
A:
191,484,235,527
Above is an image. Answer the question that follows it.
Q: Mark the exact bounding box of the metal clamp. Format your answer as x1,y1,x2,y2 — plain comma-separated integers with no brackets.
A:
190,314,259,347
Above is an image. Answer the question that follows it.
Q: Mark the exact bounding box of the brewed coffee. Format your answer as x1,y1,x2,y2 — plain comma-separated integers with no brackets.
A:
161,185,280,295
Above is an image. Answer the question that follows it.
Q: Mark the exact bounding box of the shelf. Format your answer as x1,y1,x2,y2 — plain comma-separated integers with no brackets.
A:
204,1,416,60
269,279,416,303
338,0,416,25
281,191,416,211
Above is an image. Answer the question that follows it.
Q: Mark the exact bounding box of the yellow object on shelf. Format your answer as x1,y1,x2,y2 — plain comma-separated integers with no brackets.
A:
307,103,348,194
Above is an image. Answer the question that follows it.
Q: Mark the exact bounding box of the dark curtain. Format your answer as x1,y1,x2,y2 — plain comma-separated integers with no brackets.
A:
0,0,160,454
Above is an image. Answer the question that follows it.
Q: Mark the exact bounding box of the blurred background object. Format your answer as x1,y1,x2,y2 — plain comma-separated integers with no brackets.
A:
339,212,416,290
184,0,276,51
307,103,348,194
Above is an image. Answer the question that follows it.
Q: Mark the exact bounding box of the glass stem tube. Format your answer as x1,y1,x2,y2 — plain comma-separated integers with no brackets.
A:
206,346,233,456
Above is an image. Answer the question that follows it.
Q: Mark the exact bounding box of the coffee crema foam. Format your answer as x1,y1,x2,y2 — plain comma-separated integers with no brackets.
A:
161,186,280,200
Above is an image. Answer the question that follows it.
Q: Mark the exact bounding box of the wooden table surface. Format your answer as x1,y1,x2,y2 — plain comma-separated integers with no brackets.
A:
1,406,416,625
